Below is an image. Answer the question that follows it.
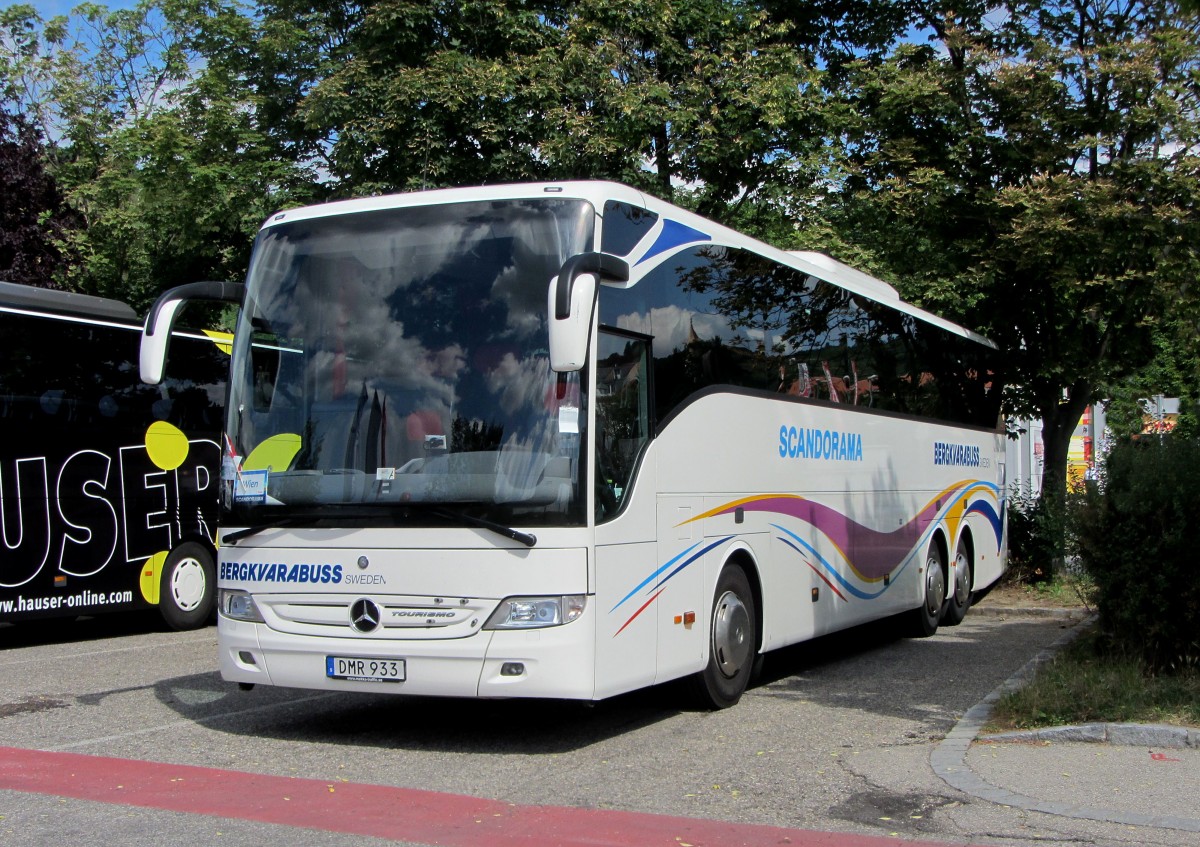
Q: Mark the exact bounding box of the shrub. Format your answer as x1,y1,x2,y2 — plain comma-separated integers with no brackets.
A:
1005,490,1066,583
1072,436,1200,673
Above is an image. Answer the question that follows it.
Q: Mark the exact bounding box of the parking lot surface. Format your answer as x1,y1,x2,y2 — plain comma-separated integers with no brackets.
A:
1,604,1196,846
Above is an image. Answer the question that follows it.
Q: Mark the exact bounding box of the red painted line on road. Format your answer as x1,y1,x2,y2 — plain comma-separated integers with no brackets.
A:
0,745,958,847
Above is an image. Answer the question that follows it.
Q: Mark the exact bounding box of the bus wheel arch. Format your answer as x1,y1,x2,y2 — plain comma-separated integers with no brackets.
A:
687,552,760,710
941,530,974,627
909,531,948,638
159,541,216,631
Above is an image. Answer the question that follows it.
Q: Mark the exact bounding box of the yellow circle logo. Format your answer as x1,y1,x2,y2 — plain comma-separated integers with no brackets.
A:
146,421,190,471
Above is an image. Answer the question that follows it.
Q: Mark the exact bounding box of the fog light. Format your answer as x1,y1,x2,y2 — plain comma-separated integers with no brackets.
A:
238,650,257,665
500,662,525,677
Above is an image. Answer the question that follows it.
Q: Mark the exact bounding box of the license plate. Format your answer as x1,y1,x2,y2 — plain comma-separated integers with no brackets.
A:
326,655,405,683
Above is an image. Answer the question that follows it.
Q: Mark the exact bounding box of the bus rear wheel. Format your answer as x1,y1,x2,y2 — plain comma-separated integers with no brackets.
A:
941,536,973,627
160,542,216,631
687,564,757,709
908,540,945,638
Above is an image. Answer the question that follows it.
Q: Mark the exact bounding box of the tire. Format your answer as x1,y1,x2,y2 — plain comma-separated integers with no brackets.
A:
908,539,946,638
941,535,973,627
687,564,757,709
159,541,216,631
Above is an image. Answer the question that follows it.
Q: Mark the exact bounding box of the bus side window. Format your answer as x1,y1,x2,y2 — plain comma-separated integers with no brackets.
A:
595,330,650,522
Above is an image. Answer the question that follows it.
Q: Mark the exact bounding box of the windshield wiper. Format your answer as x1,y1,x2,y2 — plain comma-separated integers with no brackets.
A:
221,511,383,545
423,506,537,548
221,506,537,548
222,517,305,546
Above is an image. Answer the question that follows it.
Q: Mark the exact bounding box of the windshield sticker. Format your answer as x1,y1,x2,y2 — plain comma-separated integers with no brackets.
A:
233,469,268,504
559,405,580,434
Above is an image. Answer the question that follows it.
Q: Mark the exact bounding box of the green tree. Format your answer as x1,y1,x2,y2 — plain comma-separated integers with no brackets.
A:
279,0,828,221
830,0,1200,516
2,1,310,308
538,0,821,219
1102,315,1200,440
290,0,564,193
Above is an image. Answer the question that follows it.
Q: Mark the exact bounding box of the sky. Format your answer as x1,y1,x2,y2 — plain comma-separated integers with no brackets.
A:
29,0,138,18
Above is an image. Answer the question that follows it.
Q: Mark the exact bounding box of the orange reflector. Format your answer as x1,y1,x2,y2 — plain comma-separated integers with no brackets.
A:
673,615,683,625
683,611,696,625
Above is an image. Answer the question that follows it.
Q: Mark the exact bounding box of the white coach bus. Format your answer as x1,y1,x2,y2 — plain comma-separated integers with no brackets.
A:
140,181,1007,708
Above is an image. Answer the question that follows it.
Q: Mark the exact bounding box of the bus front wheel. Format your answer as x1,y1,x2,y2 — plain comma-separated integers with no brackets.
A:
909,540,945,638
159,542,216,631
687,564,757,709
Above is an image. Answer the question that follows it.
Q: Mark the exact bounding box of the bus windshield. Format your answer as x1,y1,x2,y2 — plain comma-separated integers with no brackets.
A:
223,198,595,528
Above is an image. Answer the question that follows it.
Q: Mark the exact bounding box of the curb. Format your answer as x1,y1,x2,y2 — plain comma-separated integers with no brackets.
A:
981,723,1200,749
969,603,1090,621
930,613,1200,833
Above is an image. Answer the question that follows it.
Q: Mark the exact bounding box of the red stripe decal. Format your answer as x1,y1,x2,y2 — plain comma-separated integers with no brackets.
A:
805,561,848,602
613,587,664,637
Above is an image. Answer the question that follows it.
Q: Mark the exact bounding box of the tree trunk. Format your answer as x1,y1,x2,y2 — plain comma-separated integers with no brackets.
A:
654,123,672,199
1033,379,1093,579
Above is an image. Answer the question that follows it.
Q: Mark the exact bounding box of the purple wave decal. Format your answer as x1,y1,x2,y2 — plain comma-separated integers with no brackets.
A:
705,496,942,581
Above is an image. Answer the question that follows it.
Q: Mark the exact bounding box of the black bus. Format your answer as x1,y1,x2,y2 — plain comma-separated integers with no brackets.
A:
1,281,225,630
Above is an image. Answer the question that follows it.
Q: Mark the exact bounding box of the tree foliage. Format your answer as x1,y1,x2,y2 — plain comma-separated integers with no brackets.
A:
829,0,1200,510
1075,436,1200,672
0,111,77,286
3,0,1200,513
2,1,312,307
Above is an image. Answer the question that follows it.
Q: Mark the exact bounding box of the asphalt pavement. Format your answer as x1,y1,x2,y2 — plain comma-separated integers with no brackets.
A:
2,598,1198,846
934,604,1200,835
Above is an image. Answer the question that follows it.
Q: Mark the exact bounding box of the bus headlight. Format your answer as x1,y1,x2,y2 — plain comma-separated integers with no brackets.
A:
483,595,586,629
219,589,264,622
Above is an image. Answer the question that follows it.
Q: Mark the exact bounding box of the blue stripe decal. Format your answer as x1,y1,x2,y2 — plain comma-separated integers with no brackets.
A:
658,536,733,591
966,500,1005,552
635,219,711,266
609,535,734,614
609,540,704,613
772,523,916,600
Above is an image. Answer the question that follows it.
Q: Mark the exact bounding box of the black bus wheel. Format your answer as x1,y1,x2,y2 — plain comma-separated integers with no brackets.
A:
159,542,216,631
908,540,945,638
687,564,757,709
941,535,973,627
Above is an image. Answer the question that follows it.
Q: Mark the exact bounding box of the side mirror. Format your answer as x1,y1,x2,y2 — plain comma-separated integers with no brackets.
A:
548,253,629,372
141,281,245,384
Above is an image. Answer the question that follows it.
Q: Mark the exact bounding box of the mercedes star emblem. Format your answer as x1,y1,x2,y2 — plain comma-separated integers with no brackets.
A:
349,598,381,633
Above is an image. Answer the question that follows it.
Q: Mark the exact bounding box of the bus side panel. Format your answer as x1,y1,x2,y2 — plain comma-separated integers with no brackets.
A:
592,541,658,699
594,454,660,700
650,393,1005,655
651,496,709,684
0,309,222,624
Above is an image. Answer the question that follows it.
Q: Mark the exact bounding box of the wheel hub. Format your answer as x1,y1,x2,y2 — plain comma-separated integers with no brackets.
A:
169,557,207,612
925,556,945,616
712,590,752,679
953,552,970,605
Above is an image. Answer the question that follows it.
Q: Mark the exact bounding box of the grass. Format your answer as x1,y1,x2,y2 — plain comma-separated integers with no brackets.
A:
986,627,1200,732
985,570,1095,610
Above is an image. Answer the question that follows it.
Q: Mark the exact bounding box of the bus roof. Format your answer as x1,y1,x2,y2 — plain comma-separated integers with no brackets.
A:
260,181,996,350
0,280,138,323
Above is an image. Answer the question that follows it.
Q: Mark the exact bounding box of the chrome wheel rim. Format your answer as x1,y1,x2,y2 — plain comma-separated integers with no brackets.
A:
712,589,752,679
953,550,971,606
924,555,945,617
